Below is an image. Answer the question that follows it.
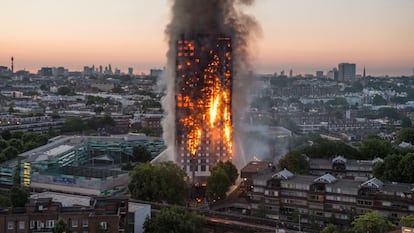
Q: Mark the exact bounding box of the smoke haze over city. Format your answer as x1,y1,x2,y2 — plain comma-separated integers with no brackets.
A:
1,0,413,76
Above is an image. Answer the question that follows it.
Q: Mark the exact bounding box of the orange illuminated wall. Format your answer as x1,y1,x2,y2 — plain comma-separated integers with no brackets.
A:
175,34,233,182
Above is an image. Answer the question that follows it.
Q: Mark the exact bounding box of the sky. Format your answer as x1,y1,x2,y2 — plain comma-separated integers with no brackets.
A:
1,0,413,76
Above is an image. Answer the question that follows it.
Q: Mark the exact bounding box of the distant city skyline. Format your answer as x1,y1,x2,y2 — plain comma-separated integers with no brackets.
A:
1,0,413,76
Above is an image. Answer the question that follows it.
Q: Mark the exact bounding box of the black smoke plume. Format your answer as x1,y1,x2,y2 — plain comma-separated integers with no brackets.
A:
159,0,261,168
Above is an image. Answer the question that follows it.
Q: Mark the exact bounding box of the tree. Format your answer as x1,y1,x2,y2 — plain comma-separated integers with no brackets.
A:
8,138,24,153
211,161,238,184
1,130,12,141
351,211,396,233
0,140,8,150
57,86,73,95
111,85,124,93
372,95,387,105
321,223,340,233
143,206,205,233
397,128,414,144
2,146,19,160
128,162,189,205
399,153,414,183
132,145,152,163
378,107,400,120
401,215,414,228
359,136,393,159
278,150,309,175
206,167,231,201
53,219,72,233
62,117,88,132
301,137,360,159
9,186,29,207
373,154,403,182
401,117,413,128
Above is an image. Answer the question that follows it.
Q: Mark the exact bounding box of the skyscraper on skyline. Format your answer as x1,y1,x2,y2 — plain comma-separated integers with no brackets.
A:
175,34,233,183
338,63,356,82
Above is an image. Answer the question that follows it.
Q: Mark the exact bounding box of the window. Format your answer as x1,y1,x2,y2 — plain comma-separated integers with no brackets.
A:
82,219,88,227
46,220,55,228
99,221,108,230
8,221,14,230
19,221,25,230
72,219,78,227
30,220,36,229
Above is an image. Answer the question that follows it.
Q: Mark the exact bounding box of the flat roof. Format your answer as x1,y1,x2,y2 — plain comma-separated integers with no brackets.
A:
30,191,91,207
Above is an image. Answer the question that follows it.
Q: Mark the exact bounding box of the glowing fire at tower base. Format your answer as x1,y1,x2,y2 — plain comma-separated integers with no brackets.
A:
175,34,233,183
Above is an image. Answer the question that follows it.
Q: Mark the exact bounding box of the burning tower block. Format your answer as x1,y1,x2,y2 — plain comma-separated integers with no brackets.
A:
175,34,233,183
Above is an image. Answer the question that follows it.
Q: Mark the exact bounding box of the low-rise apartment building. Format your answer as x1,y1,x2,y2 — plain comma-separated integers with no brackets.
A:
249,169,414,228
0,195,128,233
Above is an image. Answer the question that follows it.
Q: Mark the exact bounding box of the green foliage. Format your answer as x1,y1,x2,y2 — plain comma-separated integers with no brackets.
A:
111,85,124,93
132,145,152,163
53,219,72,233
206,167,231,201
87,114,116,130
373,154,403,182
143,206,205,233
8,138,23,153
0,140,8,150
397,128,414,144
321,223,340,233
9,186,29,207
378,107,400,120
128,162,189,205
401,117,413,128
278,150,309,175
372,95,387,105
301,137,360,159
0,194,11,207
57,86,73,96
400,215,414,227
62,117,88,132
351,211,396,233
1,146,19,160
211,161,239,184
399,153,414,183
1,130,12,140
359,136,393,159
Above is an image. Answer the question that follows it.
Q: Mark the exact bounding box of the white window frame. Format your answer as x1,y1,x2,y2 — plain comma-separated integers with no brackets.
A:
72,219,78,227
19,221,25,230
82,219,89,227
100,221,108,230
8,221,14,230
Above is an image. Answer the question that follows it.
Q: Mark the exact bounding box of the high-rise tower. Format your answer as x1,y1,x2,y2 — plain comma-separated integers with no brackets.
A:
11,56,14,74
175,34,233,183
338,63,356,82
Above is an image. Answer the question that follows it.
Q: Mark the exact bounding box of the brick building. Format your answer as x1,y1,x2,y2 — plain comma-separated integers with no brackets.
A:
0,195,128,233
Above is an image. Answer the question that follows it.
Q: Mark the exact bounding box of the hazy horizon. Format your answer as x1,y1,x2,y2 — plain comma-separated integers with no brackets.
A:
1,0,413,76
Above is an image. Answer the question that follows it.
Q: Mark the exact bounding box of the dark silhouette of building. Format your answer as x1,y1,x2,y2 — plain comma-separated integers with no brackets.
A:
338,63,356,82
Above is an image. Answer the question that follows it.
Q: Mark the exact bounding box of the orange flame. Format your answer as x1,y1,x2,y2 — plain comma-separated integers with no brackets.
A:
177,39,232,159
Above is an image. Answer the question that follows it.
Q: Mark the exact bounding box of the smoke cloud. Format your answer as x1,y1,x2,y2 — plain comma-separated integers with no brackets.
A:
159,0,261,168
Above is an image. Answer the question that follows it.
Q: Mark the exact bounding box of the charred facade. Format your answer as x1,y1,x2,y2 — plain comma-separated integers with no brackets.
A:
175,34,233,182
